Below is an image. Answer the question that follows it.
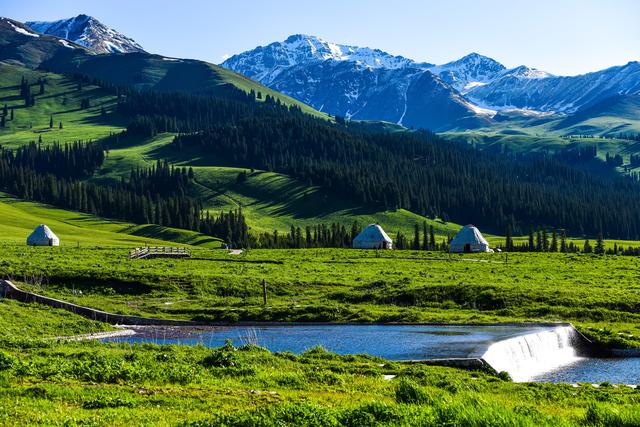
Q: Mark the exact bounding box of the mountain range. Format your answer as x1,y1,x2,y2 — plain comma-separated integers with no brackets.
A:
5,15,640,134
222,34,640,132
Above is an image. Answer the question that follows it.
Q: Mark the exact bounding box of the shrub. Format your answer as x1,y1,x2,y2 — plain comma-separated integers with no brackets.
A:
201,341,239,368
83,395,136,409
0,351,16,371
395,378,431,404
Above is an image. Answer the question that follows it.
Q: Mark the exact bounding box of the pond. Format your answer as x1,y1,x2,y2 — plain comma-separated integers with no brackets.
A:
103,324,640,384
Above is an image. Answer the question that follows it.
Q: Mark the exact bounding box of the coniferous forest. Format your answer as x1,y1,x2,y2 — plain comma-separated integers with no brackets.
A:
5,76,640,244
115,88,640,240
0,142,249,245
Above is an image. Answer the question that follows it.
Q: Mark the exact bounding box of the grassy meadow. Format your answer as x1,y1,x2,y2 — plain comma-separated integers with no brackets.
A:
0,337,638,426
0,192,221,247
0,63,124,147
2,245,639,349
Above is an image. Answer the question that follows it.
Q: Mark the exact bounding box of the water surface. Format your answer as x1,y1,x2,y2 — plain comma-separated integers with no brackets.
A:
104,324,640,383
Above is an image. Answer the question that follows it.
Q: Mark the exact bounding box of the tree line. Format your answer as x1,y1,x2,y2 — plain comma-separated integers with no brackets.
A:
110,88,640,239
0,142,249,245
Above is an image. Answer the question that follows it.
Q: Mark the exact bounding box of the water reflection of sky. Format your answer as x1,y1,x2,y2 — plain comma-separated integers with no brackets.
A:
104,324,640,383
104,324,547,360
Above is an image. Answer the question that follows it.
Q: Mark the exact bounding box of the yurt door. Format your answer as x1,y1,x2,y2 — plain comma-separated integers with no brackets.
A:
464,243,471,253
49,238,53,246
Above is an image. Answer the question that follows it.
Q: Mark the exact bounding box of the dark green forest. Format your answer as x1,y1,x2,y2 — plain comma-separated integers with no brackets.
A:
116,89,640,239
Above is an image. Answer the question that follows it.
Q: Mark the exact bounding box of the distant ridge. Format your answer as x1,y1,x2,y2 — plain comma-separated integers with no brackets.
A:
26,14,145,54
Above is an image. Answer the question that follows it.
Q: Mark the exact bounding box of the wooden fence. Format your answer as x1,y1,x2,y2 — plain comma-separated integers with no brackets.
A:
129,247,191,260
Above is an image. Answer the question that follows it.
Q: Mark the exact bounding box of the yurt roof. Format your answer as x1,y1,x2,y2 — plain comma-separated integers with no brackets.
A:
353,224,393,243
450,224,489,245
29,224,58,239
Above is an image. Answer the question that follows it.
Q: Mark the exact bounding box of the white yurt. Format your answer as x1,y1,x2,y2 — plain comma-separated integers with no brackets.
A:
26,224,60,247
449,224,492,253
352,224,393,249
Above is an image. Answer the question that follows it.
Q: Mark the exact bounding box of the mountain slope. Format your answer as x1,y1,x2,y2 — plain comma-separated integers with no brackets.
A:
0,192,218,247
553,94,640,135
0,18,326,119
26,14,144,54
224,34,640,132
0,17,85,68
223,34,433,84
468,62,640,113
429,52,506,93
223,34,489,130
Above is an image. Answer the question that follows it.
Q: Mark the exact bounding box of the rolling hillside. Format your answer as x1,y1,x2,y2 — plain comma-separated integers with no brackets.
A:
0,192,221,247
94,133,459,237
0,62,123,147
0,59,449,240
0,17,327,120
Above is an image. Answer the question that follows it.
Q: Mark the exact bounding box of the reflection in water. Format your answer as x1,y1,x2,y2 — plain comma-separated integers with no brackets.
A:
103,324,640,383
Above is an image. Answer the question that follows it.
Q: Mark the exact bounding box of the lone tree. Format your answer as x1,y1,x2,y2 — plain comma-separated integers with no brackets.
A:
583,239,592,253
595,231,605,254
59,121,63,129
412,224,420,250
505,223,513,251
528,225,534,252
49,116,53,129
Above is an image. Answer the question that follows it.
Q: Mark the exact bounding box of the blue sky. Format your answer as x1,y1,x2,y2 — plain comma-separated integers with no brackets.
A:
4,0,639,75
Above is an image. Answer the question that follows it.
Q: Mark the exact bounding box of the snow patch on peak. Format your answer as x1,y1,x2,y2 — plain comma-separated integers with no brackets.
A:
222,34,432,84
26,14,144,54
429,53,506,93
502,65,553,79
5,19,39,38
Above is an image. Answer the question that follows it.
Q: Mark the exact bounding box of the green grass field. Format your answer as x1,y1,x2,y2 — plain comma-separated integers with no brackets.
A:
3,247,639,349
0,63,124,147
1,337,638,426
0,192,221,247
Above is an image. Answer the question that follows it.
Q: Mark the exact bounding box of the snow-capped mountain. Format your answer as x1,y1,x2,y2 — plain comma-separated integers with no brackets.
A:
25,14,144,54
223,34,432,85
429,53,506,93
223,35,493,130
223,34,640,130
467,62,640,113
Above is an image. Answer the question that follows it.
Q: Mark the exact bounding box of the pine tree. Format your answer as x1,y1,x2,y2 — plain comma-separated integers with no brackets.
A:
542,229,549,252
528,225,534,252
505,223,513,251
429,226,436,250
535,229,542,252
550,231,558,252
49,116,53,129
583,239,592,253
595,231,605,254
412,224,420,250
560,230,567,253
59,121,63,129
10,108,14,120
421,221,428,250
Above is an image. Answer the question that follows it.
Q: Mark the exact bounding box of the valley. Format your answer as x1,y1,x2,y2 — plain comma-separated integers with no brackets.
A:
0,7,639,426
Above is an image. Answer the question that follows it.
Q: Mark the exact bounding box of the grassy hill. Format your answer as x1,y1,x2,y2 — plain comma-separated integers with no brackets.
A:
0,62,123,147
0,61,453,240
95,133,460,237
0,192,221,247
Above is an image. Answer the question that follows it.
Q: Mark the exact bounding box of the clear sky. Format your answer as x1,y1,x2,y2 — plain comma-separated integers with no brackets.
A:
3,0,639,76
